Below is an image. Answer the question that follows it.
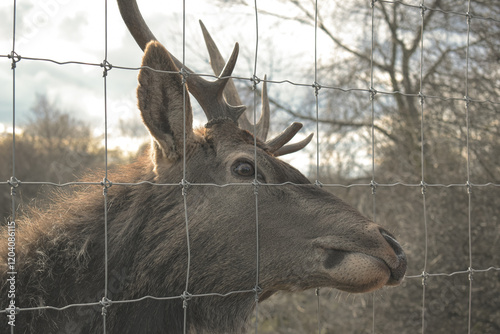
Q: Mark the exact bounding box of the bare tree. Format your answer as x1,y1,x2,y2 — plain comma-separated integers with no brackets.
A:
223,0,499,176
0,95,110,220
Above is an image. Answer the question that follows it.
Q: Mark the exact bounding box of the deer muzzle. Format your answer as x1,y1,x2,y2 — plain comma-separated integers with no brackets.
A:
313,225,407,293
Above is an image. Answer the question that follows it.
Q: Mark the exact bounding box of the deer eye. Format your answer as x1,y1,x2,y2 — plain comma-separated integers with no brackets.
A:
232,161,255,178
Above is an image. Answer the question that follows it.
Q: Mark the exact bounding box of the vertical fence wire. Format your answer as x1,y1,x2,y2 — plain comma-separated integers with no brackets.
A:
8,1,18,334
247,36,264,327
464,1,473,333
313,1,322,333
9,0,17,226
314,0,321,185
252,1,261,333
369,2,378,332
418,2,429,334
101,0,111,332
180,1,193,333
369,2,377,231
9,1,17,188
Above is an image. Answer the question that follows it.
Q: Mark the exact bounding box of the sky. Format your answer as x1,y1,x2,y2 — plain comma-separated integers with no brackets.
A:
0,0,325,165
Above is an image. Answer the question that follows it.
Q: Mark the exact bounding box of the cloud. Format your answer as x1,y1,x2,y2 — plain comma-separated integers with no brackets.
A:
58,12,88,41
0,8,13,45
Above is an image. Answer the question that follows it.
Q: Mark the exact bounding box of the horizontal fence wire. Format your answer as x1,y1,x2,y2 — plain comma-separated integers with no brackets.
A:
1,54,500,106
1,0,500,333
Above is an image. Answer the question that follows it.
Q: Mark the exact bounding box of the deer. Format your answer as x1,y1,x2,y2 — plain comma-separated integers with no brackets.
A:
0,0,407,333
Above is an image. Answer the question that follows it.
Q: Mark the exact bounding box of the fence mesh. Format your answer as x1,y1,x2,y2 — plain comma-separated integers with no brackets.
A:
1,0,500,333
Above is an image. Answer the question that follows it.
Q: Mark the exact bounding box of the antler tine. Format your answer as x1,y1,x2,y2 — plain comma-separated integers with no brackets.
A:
266,122,302,152
273,133,314,157
199,21,242,107
199,20,270,138
118,0,245,125
266,122,314,157
257,77,271,140
188,43,247,124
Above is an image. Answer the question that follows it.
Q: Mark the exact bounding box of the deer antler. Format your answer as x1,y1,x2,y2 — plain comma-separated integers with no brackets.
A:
199,21,269,140
199,21,313,156
117,0,246,124
118,0,313,155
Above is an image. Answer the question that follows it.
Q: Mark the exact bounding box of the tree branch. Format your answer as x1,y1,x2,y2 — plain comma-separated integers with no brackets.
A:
255,87,399,143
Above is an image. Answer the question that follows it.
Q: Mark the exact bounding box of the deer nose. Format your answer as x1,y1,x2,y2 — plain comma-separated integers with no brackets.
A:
379,229,407,284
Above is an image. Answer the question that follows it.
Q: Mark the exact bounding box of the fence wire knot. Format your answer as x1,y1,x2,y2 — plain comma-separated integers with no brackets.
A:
100,297,112,316
421,271,429,286
466,180,472,195
371,0,377,8
4,306,19,315
101,178,112,195
369,87,377,101
420,181,427,195
370,180,378,194
101,60,112,77
314,180,323,188
420,3,427,17
180,67,189,85
312,82,322,96
418,92,425,106
463,95,471,109
8,176,20,188
181,291,192,309
252,179,260,195
253,285,262,302
465,12,473,25
180,179,191,196
251,75,261,91
8,51,21,69
8,176,21,196
468,267,474,281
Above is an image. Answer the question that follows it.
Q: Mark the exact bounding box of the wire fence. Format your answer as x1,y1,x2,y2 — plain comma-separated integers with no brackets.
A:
2,0,500,333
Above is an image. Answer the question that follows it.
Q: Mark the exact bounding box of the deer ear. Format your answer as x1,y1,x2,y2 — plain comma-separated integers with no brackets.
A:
137,41,194,162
